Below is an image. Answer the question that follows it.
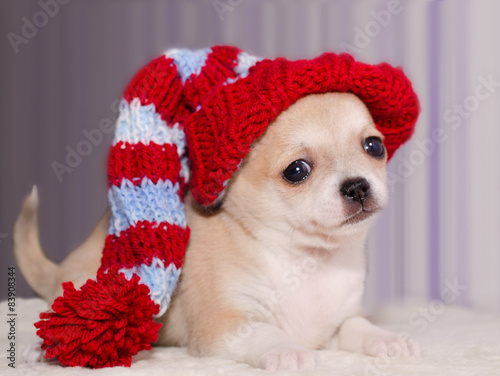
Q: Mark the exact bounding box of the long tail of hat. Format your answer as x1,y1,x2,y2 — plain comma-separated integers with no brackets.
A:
34,46,262,368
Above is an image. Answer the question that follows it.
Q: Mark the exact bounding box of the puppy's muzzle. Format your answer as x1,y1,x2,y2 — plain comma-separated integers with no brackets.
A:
340,178,370,204
340,178,379,225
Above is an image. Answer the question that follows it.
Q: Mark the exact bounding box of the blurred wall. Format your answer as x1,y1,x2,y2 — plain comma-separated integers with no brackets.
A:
0,0,498,313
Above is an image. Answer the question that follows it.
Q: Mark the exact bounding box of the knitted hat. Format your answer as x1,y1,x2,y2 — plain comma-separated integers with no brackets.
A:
35,46,420,368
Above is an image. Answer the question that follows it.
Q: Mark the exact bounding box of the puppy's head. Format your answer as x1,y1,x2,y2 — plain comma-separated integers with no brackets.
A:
223,92,388,240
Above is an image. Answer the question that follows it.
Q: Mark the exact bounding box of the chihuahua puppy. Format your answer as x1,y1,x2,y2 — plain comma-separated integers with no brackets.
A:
14,92,418,371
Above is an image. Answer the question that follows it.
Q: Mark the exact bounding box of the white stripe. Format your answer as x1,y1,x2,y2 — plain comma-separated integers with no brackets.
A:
108,177,186,236
113,98,186,156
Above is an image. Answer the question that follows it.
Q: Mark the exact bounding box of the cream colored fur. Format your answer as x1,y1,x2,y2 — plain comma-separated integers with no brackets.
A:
13,93,418,371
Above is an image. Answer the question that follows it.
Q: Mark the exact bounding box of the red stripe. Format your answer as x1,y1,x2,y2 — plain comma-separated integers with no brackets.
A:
123,56,189,124
183,46,240,109
101,221,189,271
108,141,181,187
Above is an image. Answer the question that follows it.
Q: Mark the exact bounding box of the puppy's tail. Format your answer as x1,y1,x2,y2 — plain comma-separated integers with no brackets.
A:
13,186,59,301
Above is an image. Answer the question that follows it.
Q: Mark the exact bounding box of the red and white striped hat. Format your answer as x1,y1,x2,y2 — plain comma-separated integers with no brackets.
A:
35,46,420,368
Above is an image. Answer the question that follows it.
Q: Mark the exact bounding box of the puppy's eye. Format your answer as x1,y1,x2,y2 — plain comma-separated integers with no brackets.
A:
363,137,385,158
283,160,312,183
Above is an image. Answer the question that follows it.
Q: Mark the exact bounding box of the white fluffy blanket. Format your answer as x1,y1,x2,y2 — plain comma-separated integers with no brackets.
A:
1,298,499,375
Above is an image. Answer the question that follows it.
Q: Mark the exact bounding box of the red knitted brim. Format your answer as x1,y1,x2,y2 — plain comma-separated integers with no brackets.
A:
185,52,420,206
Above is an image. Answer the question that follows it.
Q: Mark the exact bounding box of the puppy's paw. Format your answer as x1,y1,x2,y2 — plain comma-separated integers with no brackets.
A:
21,340,46,364
363,333,420,358
259,343,320,371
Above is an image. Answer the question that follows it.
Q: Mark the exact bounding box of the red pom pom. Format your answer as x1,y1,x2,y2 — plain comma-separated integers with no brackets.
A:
35,267,161,368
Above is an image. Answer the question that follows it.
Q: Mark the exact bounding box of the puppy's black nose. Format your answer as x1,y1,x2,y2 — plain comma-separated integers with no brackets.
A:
340,178,370,204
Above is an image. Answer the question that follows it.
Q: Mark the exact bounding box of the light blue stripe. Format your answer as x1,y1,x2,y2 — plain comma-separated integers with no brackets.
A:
108,178,186,236
234,51,262,78
225,51,262,85
180,155,190,182
119,258,181,317
113,98,186,155
167,48,211,84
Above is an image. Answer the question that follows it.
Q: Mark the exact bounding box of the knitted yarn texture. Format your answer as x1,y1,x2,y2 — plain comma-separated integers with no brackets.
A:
35,45,420,368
